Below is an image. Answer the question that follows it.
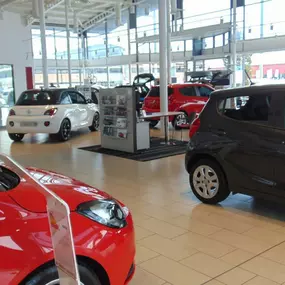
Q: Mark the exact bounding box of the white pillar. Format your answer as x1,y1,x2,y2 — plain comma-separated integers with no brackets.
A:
159,0,169,141
167,0,171,84
242,54,246,86
231,0,237,87
38,0,48,88
65,0,72,87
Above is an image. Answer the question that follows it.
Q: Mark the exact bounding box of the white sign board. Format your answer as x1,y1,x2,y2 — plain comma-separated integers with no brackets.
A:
0,154,80,285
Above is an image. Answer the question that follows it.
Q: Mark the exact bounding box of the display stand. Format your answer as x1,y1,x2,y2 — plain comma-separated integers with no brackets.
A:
99,88,149,153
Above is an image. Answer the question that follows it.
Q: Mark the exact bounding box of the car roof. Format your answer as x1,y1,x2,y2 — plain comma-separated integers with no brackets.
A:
23,88,75,93
152,83,212,88
211,84,285,98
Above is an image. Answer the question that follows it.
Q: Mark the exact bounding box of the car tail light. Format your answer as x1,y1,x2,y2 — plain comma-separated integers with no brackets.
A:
9,109,16,116
189,117,200,138
44,108,57,116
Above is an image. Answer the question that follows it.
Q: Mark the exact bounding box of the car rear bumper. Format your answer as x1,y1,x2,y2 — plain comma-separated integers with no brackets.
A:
6,116,61,134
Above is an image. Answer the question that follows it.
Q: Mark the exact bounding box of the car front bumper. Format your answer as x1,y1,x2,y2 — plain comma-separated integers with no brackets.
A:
71,211,136,285
6,116,61,134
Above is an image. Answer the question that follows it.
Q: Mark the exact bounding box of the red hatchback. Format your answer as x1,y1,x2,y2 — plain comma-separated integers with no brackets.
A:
142,83,214,128
0,165,135,285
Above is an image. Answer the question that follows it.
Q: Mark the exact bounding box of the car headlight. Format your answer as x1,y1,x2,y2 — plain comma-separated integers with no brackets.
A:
76,199,128,229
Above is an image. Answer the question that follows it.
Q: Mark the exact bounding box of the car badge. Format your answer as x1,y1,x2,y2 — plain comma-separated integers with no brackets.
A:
27,109,31,115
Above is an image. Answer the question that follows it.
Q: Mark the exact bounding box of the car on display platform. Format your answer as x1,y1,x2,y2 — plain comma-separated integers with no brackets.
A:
142,83,214,128
185,84,285,204
6,88,100,142
0,163,135,285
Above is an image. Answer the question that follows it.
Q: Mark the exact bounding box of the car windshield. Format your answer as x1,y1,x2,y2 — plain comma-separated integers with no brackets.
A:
16,90,59,106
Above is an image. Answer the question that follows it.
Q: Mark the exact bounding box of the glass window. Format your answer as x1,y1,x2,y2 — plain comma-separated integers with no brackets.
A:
219,94,271,123
77,93,86,104
68,92,78,104
16,90,59,106
0,64,15,127
215,34,224,47
148,87,173,97
198,86,212,97
204,37,213,49
180,87,196,97
60,92,72,104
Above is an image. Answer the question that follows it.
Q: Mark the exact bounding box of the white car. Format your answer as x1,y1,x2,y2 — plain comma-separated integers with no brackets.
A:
6,88,100,142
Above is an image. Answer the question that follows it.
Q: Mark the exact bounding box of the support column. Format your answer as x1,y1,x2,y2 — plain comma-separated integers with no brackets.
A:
167,0,171,84
65,0,72,87
127,13,132,84
231,0,237,87
38,0,48,88
53,28,59,87
241,55,246,86
159,0,169,141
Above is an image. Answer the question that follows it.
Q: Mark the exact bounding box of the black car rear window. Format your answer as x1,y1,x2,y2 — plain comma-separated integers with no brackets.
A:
0,166,20,192
148,87,173,97
16,90,59,106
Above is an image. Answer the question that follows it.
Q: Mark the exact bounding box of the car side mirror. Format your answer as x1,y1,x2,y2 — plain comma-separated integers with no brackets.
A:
86,98,93,104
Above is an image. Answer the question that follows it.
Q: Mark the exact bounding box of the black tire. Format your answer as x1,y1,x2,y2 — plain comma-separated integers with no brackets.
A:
55,118,71,141
24,262,102,285
149,120,159,128
8,133,24,142
189,159,230,204
89,112,100,132
172,111,189,130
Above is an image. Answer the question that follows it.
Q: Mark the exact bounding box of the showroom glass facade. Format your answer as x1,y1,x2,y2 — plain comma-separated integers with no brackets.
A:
31,0,285,88
0,64,15,127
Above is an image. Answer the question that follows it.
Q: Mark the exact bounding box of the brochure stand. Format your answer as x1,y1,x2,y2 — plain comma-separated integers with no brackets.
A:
99,88,149,153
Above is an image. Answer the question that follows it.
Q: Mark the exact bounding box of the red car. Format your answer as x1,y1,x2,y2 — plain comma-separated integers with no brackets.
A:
142,83,214,128
0,165,135,285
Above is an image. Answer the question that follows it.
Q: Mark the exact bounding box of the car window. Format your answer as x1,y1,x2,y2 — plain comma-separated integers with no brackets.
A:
60,92,72,104
148,87,173,97
68,92,78,104
219,94,271,124
77,93,86,104
16,90,59,105
179,87,196,97
198,86,212,97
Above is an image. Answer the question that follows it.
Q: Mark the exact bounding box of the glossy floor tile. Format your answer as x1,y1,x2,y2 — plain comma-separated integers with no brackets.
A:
2,129,285,285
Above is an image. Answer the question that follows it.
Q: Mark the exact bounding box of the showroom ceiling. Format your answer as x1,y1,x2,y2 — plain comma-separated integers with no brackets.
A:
0,0,142,32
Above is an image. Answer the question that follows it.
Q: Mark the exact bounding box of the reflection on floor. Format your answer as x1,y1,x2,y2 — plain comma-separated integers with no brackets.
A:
2,128,285,285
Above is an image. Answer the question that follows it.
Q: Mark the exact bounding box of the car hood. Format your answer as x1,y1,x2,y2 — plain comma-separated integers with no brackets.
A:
8,167,111,213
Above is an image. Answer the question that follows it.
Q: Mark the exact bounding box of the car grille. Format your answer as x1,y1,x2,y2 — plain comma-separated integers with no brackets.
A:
125,263,135,283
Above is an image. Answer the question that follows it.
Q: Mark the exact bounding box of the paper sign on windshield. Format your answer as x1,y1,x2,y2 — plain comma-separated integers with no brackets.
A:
0,154,80,285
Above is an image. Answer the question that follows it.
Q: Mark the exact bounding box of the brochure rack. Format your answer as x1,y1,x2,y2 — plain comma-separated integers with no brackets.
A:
100,87,150,153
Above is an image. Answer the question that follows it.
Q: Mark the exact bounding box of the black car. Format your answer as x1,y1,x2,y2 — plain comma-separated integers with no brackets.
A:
185,84,285,204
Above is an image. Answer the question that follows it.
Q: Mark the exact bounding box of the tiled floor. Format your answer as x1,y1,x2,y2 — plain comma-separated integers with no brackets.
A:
2,128,285,285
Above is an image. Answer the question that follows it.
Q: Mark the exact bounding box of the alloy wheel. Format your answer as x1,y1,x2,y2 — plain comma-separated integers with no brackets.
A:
62,119,71,139
93,113,99,129
193,165,219,199
176,113,188,127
